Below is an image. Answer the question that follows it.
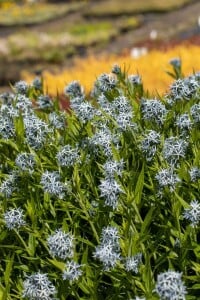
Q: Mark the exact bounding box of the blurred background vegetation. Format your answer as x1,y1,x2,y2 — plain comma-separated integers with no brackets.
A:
0,0,200,96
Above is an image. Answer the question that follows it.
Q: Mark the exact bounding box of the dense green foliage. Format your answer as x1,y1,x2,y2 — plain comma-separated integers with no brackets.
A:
0,63,200,299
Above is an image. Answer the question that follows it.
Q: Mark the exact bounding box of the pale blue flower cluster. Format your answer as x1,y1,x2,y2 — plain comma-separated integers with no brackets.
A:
64,80,84,98
15,152,36,173
31,77,42,91
22,272,56,300
140,130,160,161
169,58,181,68
72,100,96,123
24,114,51,149
183,200,200,227
125,253,142,273
36,95,53,109
162,137,188,166
112,96,136,131
49,112,66,129
99,177,123,209
175,113,192,131
62,261,83,281
190,103,200,123
89,127,119,157
0,112,15,139
0,103,19,118
169,76,199,101
40,171,66,198
102,159,124,177
111,64,121,75
155,270,187,300
189,167,200,182
155,168,181,192
0,171,18,198
47,228,74,260
14,80,29,94
93,226,120,270
56,144,80,167
3,207,25,230
0,91,15,105
140,99,167,125
128,74,142,85
94,73,117,93
16,94,33,114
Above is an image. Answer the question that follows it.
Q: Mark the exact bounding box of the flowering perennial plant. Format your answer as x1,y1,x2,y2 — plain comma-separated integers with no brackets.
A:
0,64,199,299
93,226,121,270
62,261,83,282
22,272,56,300
3,207,26,230
47,229,74,259
155,270,187,300
183,200,200,227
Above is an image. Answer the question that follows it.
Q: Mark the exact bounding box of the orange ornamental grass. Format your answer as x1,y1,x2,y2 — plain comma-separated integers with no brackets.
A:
22,44,200,97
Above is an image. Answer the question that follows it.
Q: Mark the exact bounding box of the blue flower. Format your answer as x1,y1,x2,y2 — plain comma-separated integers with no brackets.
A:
93,226,120,270
99,177,123,209
15,152,36,173
155,270,187,300
47,228,74,260
140,99,167,125
94,73,117,93
56,145,80,167
14,80,29,94
189,167,200,182
22,272,56,300
125,253,142,273
62,261,83,281
40,171,66,198
140,130,161,161
183,200,200,227
3,207,26,230
64,81,84,98
162,137,188,166
155,168,181,192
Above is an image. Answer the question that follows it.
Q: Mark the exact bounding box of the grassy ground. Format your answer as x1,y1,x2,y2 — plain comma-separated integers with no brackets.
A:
84,0,194,17
0,2,85,26
1,17,140,64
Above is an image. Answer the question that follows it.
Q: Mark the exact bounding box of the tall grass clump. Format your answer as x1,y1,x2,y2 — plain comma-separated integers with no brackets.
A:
0,62,200,299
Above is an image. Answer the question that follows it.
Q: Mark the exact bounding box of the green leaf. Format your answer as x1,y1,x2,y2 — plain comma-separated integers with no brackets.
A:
141,206,155,235
3,254,14,300
134,164,144,205
174,192,189,208
47,259,65,271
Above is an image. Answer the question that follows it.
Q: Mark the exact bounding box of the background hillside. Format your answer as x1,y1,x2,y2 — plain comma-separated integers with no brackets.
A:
0,0,199,95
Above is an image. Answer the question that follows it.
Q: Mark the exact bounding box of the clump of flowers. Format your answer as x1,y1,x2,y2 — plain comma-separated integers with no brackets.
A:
56,144,80,167
155,168,181,192
15,152,36,173
140,98,167,125
183,200,200,227
93,226,121,270
162,137,188,166
22,272,56,300
0,64,199,299
62,261,83,281
155,270,187,300
40,171,66,198
125,253,142,273
47,229,74,260
3,207,26,230
140,130,161,161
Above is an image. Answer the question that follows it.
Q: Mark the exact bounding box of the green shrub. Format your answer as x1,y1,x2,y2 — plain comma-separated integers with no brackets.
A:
0,63,200,299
